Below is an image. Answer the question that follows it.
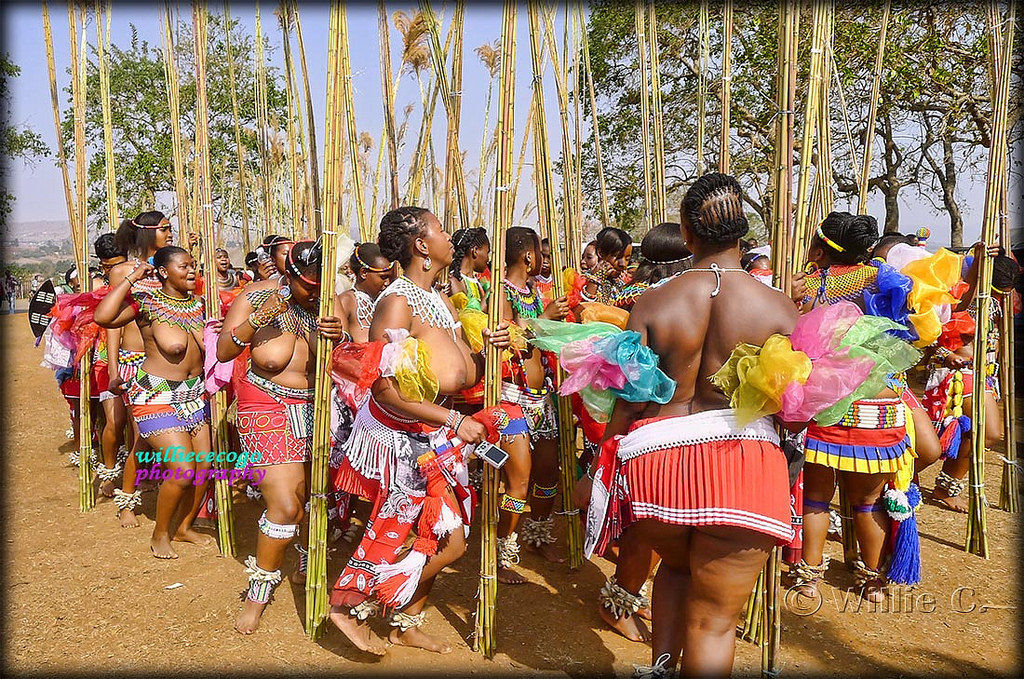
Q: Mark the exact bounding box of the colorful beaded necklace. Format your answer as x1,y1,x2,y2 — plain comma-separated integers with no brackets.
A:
503,278,544,319
137,288,204,331
246,288,318,336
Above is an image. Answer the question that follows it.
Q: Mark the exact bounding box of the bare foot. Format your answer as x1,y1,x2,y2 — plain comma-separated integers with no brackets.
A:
598,605,650,642
862,578,886,604
328,605,387,656
235,598,267,634
119,508,140,529
933,489,969,513
497,566,528,585
388,626,452,654
529,541,567,564
636,605,652,622
100,480,116,498
173,527,216,545
150,535,178,559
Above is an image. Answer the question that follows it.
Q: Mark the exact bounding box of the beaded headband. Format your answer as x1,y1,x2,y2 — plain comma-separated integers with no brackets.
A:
816,224,845,253
132,219,171,230
354,246,393,274
285,240,322,286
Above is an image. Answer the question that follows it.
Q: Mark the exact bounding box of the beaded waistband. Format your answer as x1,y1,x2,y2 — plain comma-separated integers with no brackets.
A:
837,398,906,429
246,369,315,401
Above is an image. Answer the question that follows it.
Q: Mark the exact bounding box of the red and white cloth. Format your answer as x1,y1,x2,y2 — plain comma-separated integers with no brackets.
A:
585,409,793,557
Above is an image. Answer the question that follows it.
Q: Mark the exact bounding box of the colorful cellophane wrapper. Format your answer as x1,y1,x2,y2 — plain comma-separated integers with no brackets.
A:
579,302,630,329
50,289,110,363
900,248,962,347
330,329,439,404
527,318,675,423
712,301,921,427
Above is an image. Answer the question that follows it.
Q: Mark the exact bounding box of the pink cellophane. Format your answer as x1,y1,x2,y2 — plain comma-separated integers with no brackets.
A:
203,320,235,395
560,337,628,394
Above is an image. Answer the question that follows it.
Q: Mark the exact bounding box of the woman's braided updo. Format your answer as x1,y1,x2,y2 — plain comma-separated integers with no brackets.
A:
680,173,748,245
378,206,430,269
449,227,489,280
816,211,878,265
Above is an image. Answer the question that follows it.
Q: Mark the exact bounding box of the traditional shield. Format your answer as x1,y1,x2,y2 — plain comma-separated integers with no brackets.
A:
28,279,57,339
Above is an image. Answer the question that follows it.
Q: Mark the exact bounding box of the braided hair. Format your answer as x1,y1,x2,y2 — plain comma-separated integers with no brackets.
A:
680,173,748,245
449,227,489,280
378,206,431,268
631,222,691,286
816,211,878,265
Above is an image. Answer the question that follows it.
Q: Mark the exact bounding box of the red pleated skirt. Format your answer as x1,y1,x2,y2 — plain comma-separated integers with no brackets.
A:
614,417,793,544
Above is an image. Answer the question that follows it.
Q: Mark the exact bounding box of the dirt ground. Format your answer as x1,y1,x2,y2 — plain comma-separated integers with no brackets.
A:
2,313,1021,676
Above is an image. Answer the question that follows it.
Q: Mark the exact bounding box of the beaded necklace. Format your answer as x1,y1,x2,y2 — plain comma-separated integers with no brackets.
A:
503,278,544,319
246,288,318,336
136,288,204,331
354,288,375,330
805,263,877,307
380,276,458,334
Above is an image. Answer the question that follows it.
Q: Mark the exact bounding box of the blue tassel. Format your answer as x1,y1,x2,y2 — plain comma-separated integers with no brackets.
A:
887,483,922,585
944,415,972,460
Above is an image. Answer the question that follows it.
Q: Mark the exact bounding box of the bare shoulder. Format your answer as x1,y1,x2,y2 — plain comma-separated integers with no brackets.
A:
107,260,136,286
369,292,413,339
336,288,355,313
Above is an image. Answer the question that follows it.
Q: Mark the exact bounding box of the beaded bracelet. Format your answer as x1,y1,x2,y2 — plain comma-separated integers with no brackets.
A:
229,328,247,348
444,409,460,429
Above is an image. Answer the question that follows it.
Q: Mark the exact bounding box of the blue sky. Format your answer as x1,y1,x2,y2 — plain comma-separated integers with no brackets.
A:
3,1,1017,247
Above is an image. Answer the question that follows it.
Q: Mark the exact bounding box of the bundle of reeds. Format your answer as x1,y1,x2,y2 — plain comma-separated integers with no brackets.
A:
59,1,95,511
696,0,709,177
42,3,76,250
648,2,667,224
192,2,235,556
634,1,653,227
421,0,470,233
305,0,353,638
474,0,516,657
255,6,273,241
527,0,582,572
337,3,369,242
223,2,252,253
95,1,117,231
791,0,829,258
161,2,190,245
858,0,891,214
719,0,733,173
967,0,1015,556
377,0,400,213
539,4,582,267
278,3,302,239
991,2,1018,514
579,4,610,226
292,6,321,236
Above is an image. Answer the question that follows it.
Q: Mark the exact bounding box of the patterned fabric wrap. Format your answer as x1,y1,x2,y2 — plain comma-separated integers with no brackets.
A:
236,369,314,467
500,381,558,440
127,368,209,438
804,397,912,474
584,410,793,558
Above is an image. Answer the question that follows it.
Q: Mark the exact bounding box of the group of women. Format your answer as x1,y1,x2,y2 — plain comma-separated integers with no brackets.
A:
39,169,1018,676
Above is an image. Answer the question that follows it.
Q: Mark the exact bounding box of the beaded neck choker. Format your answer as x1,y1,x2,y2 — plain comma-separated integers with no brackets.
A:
136,287,204,331
381,276,458,332
503,278,544,319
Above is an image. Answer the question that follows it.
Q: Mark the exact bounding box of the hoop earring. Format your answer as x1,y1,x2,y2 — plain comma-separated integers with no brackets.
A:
423,256,432,272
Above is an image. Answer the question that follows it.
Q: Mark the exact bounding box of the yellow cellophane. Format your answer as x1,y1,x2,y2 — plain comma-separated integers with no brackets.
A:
902,248,961,347
393,337,439,403
711,334,812,426
580,302,630,330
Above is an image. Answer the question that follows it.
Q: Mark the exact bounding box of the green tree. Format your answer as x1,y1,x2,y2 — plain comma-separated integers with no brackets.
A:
0,54,50,222
60,13,287,231
583,1,1021,242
